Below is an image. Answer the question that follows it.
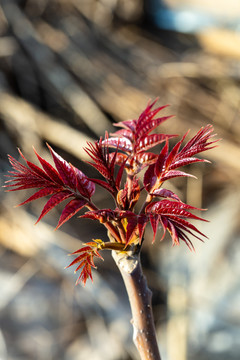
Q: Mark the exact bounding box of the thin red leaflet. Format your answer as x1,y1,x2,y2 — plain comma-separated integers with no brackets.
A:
18,149,52,182
137,115,174,138
17,186,60,206
143,163,157,192
72,165,95,199
161,170,197,182
89,178,116,195
151,188,182,202
35,191,73,224
149,214,159,243
56,198,87,229
33,147,64,185
47,144,76,188
154,141,169,177
136,133,176,152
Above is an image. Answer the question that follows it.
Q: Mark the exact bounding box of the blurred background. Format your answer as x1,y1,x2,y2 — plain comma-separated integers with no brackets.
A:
0,0,240,359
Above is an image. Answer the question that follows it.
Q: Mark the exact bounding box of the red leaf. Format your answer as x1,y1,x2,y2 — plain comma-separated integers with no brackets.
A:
155,141,169,178
66,252,89,268
114,119,137,131
56,198,87,229
115,156,128,189
146,200,206,221
72,165,95,199
70,245,93,256
136,133,176,152
8,154,29,173
84,138,117,190
103,137,132,152
137,214,148,241
67,243,104,286
151,188,182,202
135,152,158,171
47,144,76,188
169,157,206,170
168,221,180,245
89,178,116,195
164,134,187,169
125,216,138,246
149,214,159,243
80,209,115,222
18,149,51,182
35,191,72,224
17,186,60,206
137,103,170,136
4,179,49,191
167,216,207,240
178,125,218,159
161,170,197,182
110,128,133,141
143,164,157,192
137,115,173,139
109,152,128,167
33,147,64,185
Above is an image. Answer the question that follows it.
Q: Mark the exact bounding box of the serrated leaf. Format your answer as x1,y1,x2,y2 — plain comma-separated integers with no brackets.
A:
109,152,128,167
89,178,116,195
149,214,159,243
136,99,159,126
33,147,64,185
169,157,206,170
81,209,115,222
125,216,138,246
84,137,118,193
69,245,93,256
143,163,157,192
47,144,76,188
164,134,186,169
114,119,137,131
178,125,218,160
110,128,133,141
136,133,176,152
133,153,158,173
167,216,207,240
35,191,72,224
4,180,49,191
8,154,29,173
72,165,95,199
103,137,132,152
161,170,197,182
115,156,128,189
151,188,182,202
137,214,148,241
146,200,206,221
137,104,170,134
137,115,173,139
66,252,89,268
17,186,60,206
56,198,87,229
155,141,169,177
18,149,52,182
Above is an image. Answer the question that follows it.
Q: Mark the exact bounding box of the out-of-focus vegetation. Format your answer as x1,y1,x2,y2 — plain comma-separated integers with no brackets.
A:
0,1,239,359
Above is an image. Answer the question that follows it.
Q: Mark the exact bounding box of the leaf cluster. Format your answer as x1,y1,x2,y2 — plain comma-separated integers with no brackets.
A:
4,100,218,285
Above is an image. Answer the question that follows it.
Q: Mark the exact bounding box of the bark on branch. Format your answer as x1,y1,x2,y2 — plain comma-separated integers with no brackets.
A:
112,250,161,360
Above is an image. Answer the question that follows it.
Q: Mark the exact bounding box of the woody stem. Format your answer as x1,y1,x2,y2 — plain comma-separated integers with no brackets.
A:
112,249,161,360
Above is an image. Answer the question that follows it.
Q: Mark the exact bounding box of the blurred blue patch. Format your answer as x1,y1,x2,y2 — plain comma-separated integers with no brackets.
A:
147,0,240,33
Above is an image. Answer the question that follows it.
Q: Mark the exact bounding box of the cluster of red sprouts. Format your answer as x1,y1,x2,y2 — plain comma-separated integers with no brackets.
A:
4,100,217,285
